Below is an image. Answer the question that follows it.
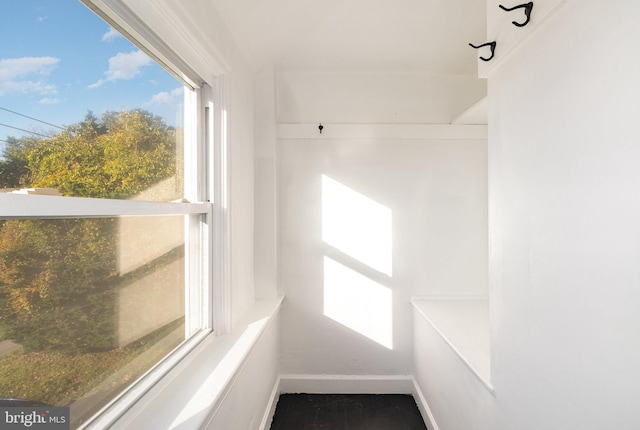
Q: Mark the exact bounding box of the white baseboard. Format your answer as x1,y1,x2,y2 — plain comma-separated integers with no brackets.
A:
278,374,415,394
259,377,282,430
412,378,440,430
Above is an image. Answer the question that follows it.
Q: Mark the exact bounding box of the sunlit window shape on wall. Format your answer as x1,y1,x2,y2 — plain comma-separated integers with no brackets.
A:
321,175,392,276
323,257,393,349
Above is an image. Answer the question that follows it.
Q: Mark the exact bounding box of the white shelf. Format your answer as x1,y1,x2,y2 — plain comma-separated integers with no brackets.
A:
412,298,492,393
451,97,487,125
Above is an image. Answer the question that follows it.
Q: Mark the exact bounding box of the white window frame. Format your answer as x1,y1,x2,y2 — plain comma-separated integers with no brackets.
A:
0,0,231,427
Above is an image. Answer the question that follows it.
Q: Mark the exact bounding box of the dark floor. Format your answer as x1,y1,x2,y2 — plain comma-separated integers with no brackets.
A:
269,394,428,430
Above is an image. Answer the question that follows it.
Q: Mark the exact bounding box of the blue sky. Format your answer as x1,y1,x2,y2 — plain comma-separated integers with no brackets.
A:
0,0,183,154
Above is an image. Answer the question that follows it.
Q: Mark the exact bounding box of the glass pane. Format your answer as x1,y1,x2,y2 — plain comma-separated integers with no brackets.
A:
0,0,186,202
0,216,189,428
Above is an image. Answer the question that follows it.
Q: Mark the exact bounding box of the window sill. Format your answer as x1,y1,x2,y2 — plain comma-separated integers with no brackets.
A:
411,297,493,394
85,296,284,429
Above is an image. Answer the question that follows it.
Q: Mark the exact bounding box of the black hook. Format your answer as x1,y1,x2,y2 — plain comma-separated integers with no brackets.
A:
319,123,324,134
499,2,534,27
469,41,497,62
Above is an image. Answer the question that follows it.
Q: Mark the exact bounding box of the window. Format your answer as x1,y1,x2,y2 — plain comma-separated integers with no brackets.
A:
0,1,222,428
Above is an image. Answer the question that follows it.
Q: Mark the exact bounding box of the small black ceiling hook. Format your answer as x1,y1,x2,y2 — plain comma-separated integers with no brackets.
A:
469,41,497,62
499,2,534,27
318,123,324,134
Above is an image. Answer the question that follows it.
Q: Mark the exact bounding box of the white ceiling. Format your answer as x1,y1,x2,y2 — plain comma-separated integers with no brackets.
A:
211,0,487,75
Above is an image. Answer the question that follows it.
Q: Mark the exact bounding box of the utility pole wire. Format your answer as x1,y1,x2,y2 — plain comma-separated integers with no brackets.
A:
0,106,65,130
0,122,52,138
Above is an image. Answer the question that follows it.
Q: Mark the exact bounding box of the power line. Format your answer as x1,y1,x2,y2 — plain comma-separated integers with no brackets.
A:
0,106,65,130
0,122,52,138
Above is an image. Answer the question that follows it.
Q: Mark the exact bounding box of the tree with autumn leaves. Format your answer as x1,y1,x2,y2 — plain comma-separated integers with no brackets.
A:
8,110,177,198
0,109,177,353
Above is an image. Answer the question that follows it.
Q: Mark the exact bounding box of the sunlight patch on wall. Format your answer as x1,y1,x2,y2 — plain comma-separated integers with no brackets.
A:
323,256,393,349
322,175,392,276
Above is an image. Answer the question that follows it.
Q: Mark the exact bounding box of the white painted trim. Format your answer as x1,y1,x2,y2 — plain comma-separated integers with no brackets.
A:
211,75,232,335
278,374,415,394
259,376,282,430
0,194,210,219
412,379,441,430
277,124,487,140
146,1,231,78
79,0,201,89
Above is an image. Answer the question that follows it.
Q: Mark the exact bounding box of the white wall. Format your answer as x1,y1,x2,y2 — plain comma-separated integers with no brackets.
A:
416,1,640,429
228,66,258,324
254,68,279,300
277,135,487,376
273,67,487,378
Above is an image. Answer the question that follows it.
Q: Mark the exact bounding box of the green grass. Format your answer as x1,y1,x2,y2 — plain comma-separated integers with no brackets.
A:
0,319,183,406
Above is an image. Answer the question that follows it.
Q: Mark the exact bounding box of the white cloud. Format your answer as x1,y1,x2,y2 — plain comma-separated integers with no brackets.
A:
88,50,152,89
39,97,61,105
0,57,58,80
143,87,183,107
0,56,59,96
0,80,57,95
37,16,48,22
102,27,121,42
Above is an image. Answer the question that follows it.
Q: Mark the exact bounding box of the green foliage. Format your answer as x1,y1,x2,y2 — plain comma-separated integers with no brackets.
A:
0,218,118,353
0,136,38,188
27,109,176,199
0,109,177,353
